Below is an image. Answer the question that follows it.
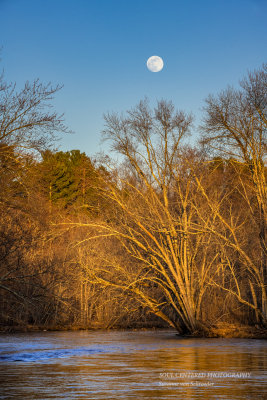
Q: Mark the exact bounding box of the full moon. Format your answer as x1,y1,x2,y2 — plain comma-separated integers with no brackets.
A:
147,56,164,72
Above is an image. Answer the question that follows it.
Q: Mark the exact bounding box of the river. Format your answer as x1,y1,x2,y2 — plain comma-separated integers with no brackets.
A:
0,330,266,399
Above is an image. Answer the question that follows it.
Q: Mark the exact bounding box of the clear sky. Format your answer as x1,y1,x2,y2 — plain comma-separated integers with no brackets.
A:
0,0,266,156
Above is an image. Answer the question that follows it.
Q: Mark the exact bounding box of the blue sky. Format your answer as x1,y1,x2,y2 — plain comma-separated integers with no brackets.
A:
0,0,266,156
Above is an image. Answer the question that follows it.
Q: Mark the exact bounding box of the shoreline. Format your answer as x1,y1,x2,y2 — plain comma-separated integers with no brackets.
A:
1,323,266,339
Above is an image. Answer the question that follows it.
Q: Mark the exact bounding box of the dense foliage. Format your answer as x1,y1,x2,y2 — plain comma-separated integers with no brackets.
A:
0,65,266,334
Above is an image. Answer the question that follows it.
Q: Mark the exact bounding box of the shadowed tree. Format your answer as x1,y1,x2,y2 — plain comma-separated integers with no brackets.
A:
0,70,70,324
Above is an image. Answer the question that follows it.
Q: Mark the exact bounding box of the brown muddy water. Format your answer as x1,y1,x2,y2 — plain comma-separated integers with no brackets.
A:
0,330,266,399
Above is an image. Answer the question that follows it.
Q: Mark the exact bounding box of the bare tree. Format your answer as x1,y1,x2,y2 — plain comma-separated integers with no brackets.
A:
200,64,267,324
0,71,71,326
67,99,222,334
0,75,70,156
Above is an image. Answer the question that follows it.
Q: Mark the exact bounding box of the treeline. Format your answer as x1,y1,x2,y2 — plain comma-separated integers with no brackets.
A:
0,64,266,335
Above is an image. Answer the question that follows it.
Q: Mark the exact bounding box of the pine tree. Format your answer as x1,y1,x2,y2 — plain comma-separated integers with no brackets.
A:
37,150,101,212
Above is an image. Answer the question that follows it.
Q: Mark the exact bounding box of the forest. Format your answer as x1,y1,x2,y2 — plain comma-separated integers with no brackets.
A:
0,64,266,336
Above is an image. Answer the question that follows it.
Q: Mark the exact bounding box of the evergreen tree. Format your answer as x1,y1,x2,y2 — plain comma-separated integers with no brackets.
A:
37,150,101,212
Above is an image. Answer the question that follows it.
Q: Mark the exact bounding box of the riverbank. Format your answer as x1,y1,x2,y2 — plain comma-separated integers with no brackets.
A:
206,322,267,339
1,322,266,338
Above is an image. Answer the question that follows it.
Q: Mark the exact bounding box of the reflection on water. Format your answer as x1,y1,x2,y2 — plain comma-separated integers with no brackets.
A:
0,330,266,399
